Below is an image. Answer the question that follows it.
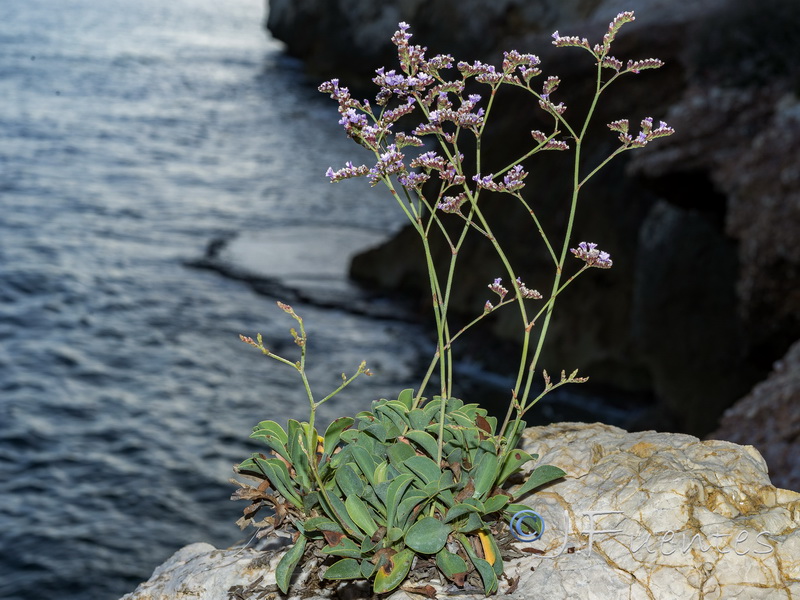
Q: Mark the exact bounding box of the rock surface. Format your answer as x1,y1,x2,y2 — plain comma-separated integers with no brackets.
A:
708,339,800,493
120,423,800,600
266,0,800,436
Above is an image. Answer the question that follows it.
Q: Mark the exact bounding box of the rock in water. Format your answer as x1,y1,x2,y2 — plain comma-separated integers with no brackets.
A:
120,423,800,600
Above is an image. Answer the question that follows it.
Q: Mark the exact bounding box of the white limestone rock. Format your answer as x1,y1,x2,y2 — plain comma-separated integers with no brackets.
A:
120,423,800,600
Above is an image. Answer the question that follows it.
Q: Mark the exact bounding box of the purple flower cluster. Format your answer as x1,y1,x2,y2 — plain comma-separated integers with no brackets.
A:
326,161,370,182
609,117,674,148
436,193,466,214
570,242,613,269
531,130,569,151
368,145,405,185
516,278,542,300
488,278,509,299
502,50,542,82
410,151,465,185
473,165,528,193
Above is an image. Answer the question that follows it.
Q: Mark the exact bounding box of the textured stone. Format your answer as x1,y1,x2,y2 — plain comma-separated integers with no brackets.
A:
120,423,800,600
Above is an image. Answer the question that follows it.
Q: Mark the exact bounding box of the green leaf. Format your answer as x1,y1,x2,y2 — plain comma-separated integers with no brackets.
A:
385,473,414,529
345,495,378,537
386,526,405,544
361,560,376,579
251,457,302,508
404,455,442,485
497,449,535,486
335,463,365,498
513,464,566,499
403,430,438,459
324,558,363,581
350,446,379,487
364,421,388,443
453,512,484,533
405,516,451,554
395,488,430,529
250,420,290,461
444,499,483,523
387,441,416,469
275,534,306,594
373,549,414,594
436,548,468,582
445,397,464,412
396,388,415,410
407,408,429,431
472,452,499,500
323,416,354,456
483,494,510,514
458,534,498,595
327,493,364,540
322,536,363,558
303,516,343,533
286,420,312,490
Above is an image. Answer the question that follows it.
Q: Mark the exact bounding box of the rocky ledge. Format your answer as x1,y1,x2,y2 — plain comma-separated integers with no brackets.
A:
120,423,800,600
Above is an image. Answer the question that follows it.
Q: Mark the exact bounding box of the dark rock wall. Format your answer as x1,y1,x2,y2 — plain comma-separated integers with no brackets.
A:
266,0,800,436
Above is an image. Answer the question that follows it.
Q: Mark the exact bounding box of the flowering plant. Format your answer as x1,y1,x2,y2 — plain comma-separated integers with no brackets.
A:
234,11,673,596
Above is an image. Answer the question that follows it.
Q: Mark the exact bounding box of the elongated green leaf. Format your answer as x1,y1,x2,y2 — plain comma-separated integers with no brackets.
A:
407,408,429,431
322,536,362,558
483,494,510,514
472,452,499,500
396,388,415,410
395,489,430,529
349,446,379,487
403,430,438,459
458,534,497,595
252,457,302,507
385,473,413,529
335,463,365,498
303,516,343,533
404,455,441,485
327,493,364,540
286,420,312,490
449,411,475,428
361,560,376,578
405,517,451,554
276,534,306,594
444,500,481,523
497,449,535,486
250,421,290,461
445,397,464,412
323,416,354,456
324,558,363,580
345,495,378,537
364,421,388,443
386,526,404,543
387,441,416,471
513,464,566,499
373,549,414,594
436,548,468,583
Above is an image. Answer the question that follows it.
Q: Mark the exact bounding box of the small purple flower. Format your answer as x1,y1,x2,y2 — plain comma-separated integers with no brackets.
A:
484,300,494,313
326,161,370,182
488,277,508,299
516,278,542,300
368,144,405,185
570,242,613,269
437,193,466,214
502,165,527,191
398,171,430,189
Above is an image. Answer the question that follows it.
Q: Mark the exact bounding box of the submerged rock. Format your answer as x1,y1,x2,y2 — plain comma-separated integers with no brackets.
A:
120,423,800,600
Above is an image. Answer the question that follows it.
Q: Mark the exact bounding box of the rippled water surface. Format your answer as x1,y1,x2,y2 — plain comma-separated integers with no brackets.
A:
0,2,425,598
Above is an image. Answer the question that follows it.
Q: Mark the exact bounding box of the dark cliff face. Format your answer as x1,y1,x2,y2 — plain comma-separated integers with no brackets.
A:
266,0,800,436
